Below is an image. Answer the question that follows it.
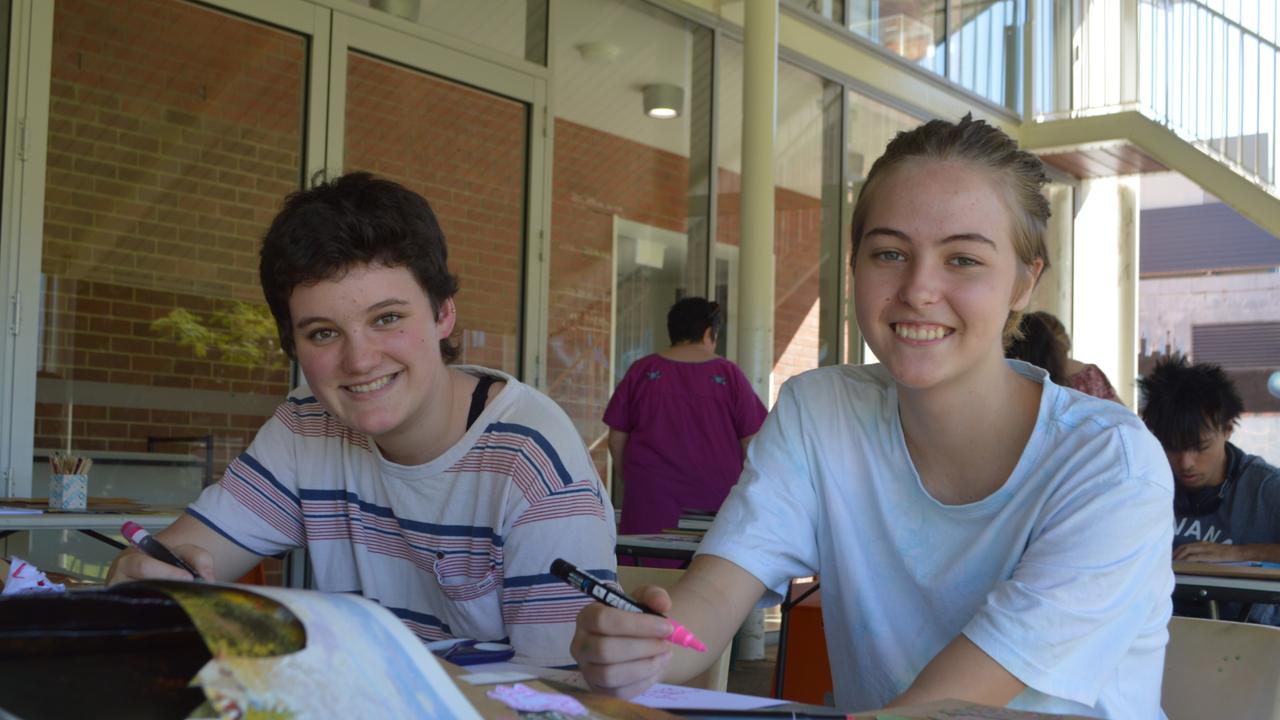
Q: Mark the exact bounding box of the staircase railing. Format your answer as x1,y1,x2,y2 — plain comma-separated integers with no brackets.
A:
1032,0,1278,193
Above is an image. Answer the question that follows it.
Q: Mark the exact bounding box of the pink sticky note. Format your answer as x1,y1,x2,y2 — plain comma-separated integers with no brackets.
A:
486,683,588,716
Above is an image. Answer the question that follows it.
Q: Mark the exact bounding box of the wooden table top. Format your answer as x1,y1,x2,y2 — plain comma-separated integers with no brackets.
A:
1173,560,1280,580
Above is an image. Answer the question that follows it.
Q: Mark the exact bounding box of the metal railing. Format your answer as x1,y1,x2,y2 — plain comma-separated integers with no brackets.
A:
1033,0,1278,191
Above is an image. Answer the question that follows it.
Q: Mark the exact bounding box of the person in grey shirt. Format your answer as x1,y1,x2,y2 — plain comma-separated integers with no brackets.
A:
1140,355,1280,623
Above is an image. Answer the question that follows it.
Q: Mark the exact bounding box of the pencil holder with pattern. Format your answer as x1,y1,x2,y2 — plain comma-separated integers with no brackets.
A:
48,474,87,511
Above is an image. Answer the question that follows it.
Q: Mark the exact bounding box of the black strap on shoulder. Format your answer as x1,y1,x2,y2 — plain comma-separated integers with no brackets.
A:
466,375,498,431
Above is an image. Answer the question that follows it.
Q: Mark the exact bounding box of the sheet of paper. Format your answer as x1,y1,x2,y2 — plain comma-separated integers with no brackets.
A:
632,683,789,710
468,661,789,711
469,661,589,689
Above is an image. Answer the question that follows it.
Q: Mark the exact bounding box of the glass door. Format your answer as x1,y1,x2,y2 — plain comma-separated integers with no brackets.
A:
18,0,325,502
0,0,329,580
329,10,547,379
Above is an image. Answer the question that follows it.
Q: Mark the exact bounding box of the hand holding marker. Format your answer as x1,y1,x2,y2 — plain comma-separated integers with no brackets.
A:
550,558,705,652
121,521,205,581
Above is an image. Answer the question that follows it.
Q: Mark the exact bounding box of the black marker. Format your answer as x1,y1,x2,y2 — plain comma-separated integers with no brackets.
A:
550,558,705,652
121,521,204,581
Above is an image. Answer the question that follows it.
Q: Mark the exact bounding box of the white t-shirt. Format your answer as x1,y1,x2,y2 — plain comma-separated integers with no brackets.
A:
699,361,1173,718
188,367,617,666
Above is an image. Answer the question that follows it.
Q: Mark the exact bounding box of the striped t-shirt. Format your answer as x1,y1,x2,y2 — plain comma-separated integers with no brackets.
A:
188,367,617,666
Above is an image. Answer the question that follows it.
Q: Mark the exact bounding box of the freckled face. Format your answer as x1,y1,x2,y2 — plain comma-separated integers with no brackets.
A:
854,160,1038,391
289,263,454,445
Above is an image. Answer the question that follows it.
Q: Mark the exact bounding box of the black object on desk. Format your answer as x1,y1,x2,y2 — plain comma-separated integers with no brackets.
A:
427,638,515,666
0,586,211,719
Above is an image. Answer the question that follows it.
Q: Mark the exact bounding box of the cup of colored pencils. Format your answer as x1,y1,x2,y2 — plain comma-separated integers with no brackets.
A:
48,452,92,511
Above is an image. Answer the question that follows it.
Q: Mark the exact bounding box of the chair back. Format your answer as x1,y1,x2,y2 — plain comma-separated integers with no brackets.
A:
614,565,731,692
1163,616,1280,720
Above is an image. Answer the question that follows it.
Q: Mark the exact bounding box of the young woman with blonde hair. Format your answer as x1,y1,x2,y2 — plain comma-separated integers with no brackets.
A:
571,116,1172,718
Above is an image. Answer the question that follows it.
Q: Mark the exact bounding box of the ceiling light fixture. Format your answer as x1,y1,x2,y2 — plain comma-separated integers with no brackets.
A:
642,83,683,119
576,42,622,65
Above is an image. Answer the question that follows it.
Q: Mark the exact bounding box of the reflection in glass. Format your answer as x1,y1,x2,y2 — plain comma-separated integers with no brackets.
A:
39,0,302,506
947,0,1022,110
719,40,839,403
843,91,921,365
356,0,548,65
345,52,527,375
846,0,1025,111
847,0,946,75
548,0,713,482
795,0,846,25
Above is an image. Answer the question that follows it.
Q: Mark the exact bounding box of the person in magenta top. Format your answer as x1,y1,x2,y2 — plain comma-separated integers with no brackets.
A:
603,298,768,536
1007,310,1122,403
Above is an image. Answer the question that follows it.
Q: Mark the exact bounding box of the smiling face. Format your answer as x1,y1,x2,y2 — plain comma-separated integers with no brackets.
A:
289,263,455,450
854,159,1041,392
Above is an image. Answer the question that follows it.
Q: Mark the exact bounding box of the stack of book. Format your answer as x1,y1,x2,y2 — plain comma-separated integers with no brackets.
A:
671,509,716,534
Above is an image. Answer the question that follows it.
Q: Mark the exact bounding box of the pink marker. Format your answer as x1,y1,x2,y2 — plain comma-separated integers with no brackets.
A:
550,558,707,653
121,521,204,581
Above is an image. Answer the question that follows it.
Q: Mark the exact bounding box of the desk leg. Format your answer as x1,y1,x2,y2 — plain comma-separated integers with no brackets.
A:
772,582,821,699
79,529,126,550
284,548,311,589
772,585,792,699
1208,599,1220,620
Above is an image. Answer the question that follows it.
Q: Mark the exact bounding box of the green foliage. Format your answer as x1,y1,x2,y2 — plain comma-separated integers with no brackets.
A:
151,301,286,368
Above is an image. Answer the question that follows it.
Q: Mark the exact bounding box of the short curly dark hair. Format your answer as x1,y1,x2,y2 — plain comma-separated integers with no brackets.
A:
667,297,722,345
259,172,460,361
1138,355,1244,451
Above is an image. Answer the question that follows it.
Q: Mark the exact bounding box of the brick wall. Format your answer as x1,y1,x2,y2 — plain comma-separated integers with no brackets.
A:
38,0,300,481
549,119,704,475
344,52,526,373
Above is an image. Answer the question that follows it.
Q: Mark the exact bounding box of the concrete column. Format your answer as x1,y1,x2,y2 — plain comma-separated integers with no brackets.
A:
1072,175,1140,407
737,0,778,404
733,0,778,662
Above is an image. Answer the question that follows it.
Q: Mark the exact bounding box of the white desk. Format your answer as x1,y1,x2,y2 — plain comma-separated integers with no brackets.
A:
615,533,700,564
0,508,182,551
0,509,181,533
0,508,309,588
1173,560,1280,617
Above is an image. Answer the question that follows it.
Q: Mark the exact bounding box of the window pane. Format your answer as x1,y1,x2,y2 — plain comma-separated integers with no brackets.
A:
947,0,1023,110
548,0,714,482
38,0,302,514
794,0,846,25
344,52,527,374
354,0,548,66
847,0,946,76
719,41,840,402
843,90,921,364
